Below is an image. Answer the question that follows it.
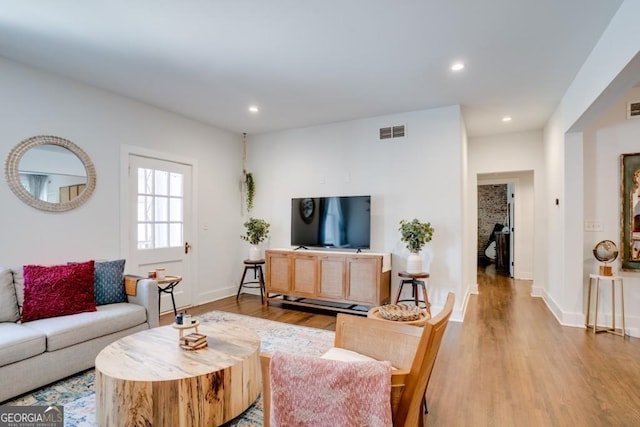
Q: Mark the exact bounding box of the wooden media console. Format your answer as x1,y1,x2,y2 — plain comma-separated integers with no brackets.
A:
265,249,391,314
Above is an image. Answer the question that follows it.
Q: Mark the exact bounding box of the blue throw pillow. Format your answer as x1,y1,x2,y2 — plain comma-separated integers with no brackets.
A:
95,259,127,305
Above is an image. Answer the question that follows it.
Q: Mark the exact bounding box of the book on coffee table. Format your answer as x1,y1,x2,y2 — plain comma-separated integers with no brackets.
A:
179,333,208,350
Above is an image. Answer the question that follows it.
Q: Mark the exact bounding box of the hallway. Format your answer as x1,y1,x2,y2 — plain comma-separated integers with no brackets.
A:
426,267,640,426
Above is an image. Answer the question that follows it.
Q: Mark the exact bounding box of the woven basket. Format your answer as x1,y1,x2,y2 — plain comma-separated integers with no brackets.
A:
378,303,422,321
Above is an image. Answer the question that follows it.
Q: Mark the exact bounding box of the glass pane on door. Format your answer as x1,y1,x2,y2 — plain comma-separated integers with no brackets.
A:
136,167,184,250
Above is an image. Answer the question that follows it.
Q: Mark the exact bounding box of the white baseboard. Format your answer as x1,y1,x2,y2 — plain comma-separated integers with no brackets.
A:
626,327,640,337
516,272,534,280
530,285,545,298
458,283,478,322
531,286,640,338
197,286,237,305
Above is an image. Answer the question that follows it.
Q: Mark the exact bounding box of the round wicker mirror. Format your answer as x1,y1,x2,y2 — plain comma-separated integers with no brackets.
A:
4,135,96,212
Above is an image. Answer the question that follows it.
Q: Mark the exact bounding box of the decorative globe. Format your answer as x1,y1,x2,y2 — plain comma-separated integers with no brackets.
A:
593,240,619,263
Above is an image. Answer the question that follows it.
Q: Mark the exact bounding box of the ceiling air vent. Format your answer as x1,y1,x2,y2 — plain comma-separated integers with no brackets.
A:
627,101,640,119
379,124,406,140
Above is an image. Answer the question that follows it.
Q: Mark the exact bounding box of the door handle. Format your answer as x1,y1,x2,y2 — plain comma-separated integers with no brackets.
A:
185,242,192,254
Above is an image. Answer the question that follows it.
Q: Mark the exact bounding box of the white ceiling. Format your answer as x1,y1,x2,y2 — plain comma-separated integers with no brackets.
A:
0,1,623,137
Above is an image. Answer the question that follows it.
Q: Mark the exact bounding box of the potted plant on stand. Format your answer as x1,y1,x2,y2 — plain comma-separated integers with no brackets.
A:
241,217,270,261
399,218,434,273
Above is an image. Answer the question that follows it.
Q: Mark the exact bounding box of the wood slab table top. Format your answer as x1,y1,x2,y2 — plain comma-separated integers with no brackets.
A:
95,323,261,426
156,274,182,285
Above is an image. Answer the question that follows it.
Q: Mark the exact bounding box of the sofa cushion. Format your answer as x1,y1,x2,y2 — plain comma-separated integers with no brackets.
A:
12,266,25,311
0,323,46,366
95,259,127,305
0,267,20,322
21,302,147,352
22,261,97,322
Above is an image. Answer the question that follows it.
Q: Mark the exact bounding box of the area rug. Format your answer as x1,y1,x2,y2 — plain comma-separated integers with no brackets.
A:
6,311,335,426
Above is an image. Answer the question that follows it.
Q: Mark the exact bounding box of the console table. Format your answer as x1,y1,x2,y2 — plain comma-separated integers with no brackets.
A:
265,249,391,314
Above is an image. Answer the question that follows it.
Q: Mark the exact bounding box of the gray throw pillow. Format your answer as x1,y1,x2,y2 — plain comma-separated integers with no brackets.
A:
0,267,20,322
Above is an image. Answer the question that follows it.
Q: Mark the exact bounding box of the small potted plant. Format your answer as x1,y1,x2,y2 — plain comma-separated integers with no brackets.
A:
399,218,434,273
241,217,270,260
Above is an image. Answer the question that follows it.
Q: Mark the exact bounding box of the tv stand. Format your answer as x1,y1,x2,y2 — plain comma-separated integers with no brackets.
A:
293,246,308,251
265,249,391,315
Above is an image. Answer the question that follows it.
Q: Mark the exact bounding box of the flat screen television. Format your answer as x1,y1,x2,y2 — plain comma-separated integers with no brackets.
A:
291,195,371,250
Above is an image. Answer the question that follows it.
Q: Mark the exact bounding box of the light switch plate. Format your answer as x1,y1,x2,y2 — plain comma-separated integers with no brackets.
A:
584,220,603,232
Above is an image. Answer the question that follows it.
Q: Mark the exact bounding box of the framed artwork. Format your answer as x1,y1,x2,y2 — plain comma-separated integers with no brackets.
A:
620,152,640,270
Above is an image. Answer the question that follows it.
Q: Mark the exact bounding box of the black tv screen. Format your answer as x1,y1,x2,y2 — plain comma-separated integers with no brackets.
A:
291,195,371,249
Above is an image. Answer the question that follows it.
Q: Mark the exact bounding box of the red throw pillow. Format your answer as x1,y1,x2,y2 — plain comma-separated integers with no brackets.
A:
22,260,97,322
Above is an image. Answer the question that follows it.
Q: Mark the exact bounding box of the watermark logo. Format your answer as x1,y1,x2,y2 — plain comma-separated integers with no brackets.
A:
0,405,63,427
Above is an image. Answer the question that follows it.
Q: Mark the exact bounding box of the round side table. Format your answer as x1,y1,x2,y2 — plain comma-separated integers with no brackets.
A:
586,274,625,337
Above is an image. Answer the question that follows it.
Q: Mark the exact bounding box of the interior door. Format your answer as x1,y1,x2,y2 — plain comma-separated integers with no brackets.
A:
128,154,193,313
508,184,515,278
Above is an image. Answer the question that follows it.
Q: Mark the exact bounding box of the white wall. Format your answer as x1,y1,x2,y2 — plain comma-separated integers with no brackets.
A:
0,57,244,306
583,86,640,336
247,106,466,318
460,117,475,317
468,130,544,283
543,0,640,333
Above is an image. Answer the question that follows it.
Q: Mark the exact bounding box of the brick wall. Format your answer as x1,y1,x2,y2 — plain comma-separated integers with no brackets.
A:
478,184,507,258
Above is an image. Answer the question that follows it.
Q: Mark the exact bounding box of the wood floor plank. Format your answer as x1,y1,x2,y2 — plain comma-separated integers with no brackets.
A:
160,267,640,426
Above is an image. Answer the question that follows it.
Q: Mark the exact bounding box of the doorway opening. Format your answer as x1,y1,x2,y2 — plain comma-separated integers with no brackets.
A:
477,171,534,281
478,183,513,277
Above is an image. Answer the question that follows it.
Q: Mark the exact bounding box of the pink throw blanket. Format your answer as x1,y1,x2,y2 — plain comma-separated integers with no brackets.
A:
269,351,392,427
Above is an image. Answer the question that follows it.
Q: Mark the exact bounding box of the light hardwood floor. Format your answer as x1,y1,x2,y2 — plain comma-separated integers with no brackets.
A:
161,267,640,426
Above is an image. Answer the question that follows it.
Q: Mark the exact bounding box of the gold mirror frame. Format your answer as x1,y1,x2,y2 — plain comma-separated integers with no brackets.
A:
620,152,640,270
4,135,96,212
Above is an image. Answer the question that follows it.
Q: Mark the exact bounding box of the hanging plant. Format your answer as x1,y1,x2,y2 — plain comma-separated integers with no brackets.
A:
245,171,255,212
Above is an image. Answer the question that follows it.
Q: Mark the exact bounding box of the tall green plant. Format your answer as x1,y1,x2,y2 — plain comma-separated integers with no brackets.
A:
241,217,270,245
399,218,434,253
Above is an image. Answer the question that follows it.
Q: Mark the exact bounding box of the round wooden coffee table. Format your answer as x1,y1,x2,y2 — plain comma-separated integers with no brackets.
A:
95,323,261,426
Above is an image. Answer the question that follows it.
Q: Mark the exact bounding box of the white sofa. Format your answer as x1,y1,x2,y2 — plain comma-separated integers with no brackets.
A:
0,266,159,403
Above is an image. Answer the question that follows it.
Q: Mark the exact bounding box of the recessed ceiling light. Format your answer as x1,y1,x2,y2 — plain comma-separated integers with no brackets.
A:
450,62,465,72
502,116,512,122
248,105,259,113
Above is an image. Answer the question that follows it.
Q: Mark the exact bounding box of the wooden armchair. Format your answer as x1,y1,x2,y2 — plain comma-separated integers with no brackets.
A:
260,292,455,426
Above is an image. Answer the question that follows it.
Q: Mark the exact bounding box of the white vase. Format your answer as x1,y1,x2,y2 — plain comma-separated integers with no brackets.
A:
249,244,262,261
406,252,422,273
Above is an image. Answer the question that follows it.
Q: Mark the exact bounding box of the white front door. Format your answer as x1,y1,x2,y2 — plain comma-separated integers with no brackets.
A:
128,154,193,314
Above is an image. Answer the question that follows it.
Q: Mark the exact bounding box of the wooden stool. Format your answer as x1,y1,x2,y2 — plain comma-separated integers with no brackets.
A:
586,274,626,337
395,271,431,316
236,259,266,304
